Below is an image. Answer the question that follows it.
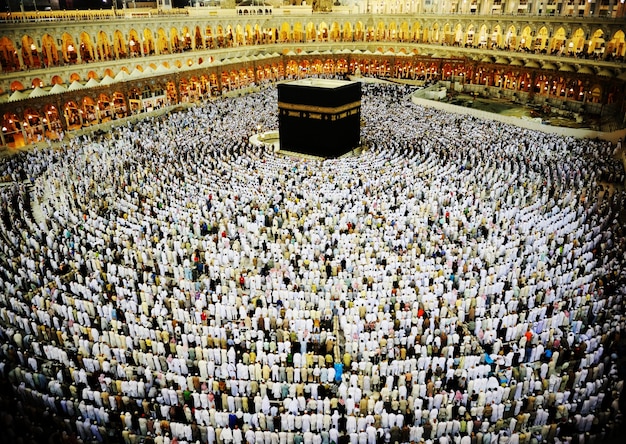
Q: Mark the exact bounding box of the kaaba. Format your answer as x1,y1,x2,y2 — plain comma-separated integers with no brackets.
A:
278,79,361,158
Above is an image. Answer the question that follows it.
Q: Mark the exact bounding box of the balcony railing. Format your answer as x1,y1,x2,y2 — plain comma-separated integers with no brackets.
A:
1,7,625,23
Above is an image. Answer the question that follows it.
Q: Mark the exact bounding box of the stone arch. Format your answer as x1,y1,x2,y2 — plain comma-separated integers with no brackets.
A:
588,28,606,56
69,72,81,82
112,91,127,118
465,25,475,46
318,22,329,41
519,26,533,50
550,27,567,54
113,30,127,58
23,107,44,143
0,37,19,71
305,22,316,42
78,32,95,62
252,24,262,44
241,24,251,45
197,74,210,98
128,29,142,56
219,72,229,90
204,25,214,49
194,26,203,49
127,87,142,113
235,25,245,46
329,22,341,42
80,96,98,126
266,23,278,43
491,25,503,49
215,25,225,48
256,63,267,82
433,22,444,44
443,23,454,45
171,27,182,52
279,22,291,42
224,25,235,46
97,93,113,121
163,81,175,104
504,25,517,49
399,21,410,42
355,21,365,41
571,28,585,54
411,22,420,42
31,78,43,88
21,34,40,69
51,75,64,85
10,80,25,91
310,58,323,74
63,100,81,130
453,24,464,46
477,24,489,48
61,33,78,64
375,21,386,41
157,29,169,53
41,34,59,67
143,28,155,55
534,26,549,52
589,84,602,103
42,104,62,139
323,58,335,74
285,59,298,77
87,70,99,80
388,22,398,42
96,31,112,61
606,30,625,59
299,59,310,76
342,22,353,42
366,21,375,42
181,26,192,50
2,112,25,148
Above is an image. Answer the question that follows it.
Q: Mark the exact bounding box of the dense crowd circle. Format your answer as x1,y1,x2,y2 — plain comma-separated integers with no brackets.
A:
0,82,625,444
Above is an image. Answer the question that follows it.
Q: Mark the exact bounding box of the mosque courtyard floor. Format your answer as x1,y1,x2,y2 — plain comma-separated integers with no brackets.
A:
448,93,601,130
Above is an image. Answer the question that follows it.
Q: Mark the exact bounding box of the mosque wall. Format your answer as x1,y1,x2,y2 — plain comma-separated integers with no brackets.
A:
0,10,625,147
1,51,625,148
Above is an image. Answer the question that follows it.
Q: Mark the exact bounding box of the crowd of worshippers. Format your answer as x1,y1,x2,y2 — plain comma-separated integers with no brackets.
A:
0,81,625,444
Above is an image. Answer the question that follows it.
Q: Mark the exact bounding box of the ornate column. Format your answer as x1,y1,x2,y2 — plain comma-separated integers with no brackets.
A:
74,34,83,64
16,47,25,70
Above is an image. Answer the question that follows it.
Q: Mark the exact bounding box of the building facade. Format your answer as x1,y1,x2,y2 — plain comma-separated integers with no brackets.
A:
1,4,625,147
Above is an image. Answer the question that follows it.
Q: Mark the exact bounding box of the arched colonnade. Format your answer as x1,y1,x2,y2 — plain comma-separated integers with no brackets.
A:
2,54,622,148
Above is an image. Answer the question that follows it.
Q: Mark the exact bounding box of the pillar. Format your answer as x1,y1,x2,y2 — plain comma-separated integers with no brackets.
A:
16,48,25,70
91,34,98,62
